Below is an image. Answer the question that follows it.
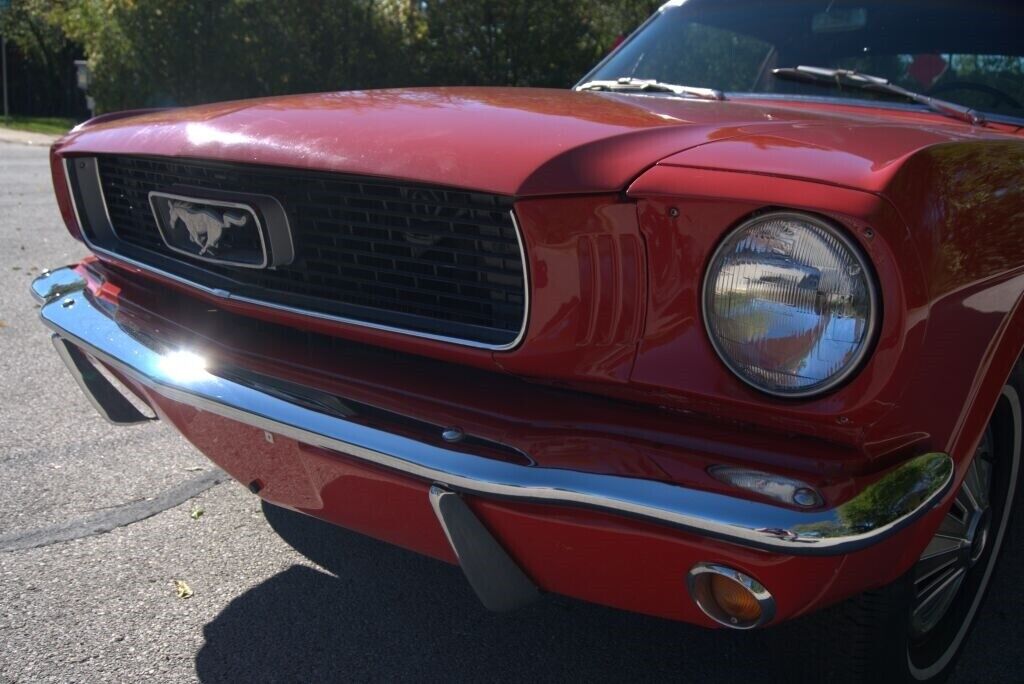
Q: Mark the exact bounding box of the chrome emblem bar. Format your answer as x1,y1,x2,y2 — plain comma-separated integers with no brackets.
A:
149,191,269,268
166,199,249,256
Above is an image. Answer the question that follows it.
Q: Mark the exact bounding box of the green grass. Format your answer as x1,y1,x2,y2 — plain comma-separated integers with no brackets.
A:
0,115,76,136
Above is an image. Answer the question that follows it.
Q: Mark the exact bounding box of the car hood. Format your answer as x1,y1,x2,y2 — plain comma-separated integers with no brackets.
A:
54,87,1003,197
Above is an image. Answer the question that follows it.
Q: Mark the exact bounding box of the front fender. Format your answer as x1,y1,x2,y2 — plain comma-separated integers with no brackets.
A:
626,138,1024,571
626,163,930,462
881,141,1024,530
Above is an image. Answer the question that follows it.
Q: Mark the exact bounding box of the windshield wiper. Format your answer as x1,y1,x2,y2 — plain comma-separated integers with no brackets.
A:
576,77,725,101
772,66,986,126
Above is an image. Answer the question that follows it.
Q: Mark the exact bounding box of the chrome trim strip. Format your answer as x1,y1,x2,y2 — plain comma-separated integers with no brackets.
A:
63,157,530,352
62,157,87,238
32,266,953,556
92,159,119,240
687,563,776,629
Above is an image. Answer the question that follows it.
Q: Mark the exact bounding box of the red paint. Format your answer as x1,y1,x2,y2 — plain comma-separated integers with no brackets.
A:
55,88,1015,199
49,148,82,241
109,374,932,626
652,120,998,194
156,395,458,563
54,88,741,197
625,166,926,454
46,85,1024,626
499,196,646,382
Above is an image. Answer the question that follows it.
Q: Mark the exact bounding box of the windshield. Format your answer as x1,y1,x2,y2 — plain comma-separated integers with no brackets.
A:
583,0,1024,123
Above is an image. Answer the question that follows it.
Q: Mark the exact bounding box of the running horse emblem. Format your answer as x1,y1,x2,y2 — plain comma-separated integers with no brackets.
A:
167,200,249,256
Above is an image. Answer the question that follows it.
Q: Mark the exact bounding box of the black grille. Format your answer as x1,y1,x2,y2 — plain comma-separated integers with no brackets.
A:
92,155,527,347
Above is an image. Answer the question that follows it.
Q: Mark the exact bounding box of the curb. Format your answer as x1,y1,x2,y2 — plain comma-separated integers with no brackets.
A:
0,128,61,146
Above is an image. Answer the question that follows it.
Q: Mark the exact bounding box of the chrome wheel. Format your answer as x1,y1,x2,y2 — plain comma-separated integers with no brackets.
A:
911,428,994,638
907,385,1021,680
819,382,1022,683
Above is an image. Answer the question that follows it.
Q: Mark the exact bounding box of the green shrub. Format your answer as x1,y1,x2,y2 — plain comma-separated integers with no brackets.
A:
2,0,660,114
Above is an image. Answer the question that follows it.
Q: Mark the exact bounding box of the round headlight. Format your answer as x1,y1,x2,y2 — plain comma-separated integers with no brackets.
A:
703,212,877,397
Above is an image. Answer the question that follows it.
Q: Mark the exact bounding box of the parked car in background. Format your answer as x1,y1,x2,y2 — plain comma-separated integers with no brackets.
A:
32,1,1023,680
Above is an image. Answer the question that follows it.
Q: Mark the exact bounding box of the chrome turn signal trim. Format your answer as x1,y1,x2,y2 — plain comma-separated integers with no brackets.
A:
687,563,776,629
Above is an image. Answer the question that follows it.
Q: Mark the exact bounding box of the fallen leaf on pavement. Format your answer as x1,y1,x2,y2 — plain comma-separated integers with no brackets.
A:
190,505,204,520
172,580,193,599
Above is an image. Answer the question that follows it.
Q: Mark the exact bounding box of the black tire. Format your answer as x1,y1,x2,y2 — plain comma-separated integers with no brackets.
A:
819,368,1024,683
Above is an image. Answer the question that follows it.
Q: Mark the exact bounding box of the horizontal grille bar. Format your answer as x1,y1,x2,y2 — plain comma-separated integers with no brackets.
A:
89,155,528,347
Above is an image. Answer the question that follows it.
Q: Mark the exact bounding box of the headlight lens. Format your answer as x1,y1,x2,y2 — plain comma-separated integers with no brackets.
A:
703,212,877,397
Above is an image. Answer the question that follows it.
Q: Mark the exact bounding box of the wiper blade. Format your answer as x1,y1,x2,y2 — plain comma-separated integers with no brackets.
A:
576,77,725,101
772,66,986,126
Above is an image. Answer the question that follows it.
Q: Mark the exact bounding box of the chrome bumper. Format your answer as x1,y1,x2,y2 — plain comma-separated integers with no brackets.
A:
32,267,953,556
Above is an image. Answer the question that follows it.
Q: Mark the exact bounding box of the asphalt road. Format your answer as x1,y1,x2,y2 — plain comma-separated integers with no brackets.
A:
1,141,1021,683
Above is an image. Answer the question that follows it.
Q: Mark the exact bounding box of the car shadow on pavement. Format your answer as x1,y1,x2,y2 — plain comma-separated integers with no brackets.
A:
193,502,1021,683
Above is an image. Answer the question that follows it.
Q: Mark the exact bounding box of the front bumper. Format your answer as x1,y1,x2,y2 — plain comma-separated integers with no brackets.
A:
32,265,954,624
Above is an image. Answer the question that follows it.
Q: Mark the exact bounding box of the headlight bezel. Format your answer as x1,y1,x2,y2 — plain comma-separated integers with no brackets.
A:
701,210,880,399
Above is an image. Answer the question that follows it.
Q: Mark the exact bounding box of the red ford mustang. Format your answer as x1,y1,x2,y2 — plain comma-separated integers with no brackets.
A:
32,1,1024,680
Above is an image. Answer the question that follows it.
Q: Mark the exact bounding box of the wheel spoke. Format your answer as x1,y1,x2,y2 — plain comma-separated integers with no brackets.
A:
912,565,967,636
910,420,1002,640
916,563,966,606
975,457,993,504
937,506,970,539
964,458,989,510
959,476,984,514
975,427,994,462
915,535,965,583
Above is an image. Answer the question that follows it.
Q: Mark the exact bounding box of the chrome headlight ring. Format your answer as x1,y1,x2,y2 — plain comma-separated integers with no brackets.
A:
702,211,879,398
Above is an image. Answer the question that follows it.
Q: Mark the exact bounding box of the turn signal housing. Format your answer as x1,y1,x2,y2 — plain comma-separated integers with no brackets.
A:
687,563,775,629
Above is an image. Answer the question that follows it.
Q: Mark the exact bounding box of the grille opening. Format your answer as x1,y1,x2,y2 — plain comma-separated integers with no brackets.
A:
86,155,528,347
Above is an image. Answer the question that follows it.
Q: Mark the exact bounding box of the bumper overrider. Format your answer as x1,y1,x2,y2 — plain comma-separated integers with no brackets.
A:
32,266,954,627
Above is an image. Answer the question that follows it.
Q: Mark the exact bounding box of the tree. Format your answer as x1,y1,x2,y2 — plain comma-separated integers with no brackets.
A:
0,0,84,116
7,0,665,114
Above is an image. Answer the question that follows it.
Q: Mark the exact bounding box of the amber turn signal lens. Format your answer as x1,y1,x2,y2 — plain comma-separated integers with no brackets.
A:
688,563,775,629
710,574,762,623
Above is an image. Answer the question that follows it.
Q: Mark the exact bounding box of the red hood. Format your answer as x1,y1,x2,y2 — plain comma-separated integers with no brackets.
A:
55,87,1016,197
649,99,1020,196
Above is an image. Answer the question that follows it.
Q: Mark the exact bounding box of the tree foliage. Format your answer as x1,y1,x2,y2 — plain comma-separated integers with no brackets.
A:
0,0,83,114
1,0,662,114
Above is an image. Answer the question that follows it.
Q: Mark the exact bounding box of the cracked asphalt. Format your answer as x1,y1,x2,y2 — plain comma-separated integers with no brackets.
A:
1,142,1021,683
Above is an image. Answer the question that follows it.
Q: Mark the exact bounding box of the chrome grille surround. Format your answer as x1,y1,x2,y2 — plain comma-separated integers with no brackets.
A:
64,155,529,350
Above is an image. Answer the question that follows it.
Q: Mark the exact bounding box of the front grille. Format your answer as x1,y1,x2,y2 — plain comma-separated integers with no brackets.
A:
89,155,527,347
